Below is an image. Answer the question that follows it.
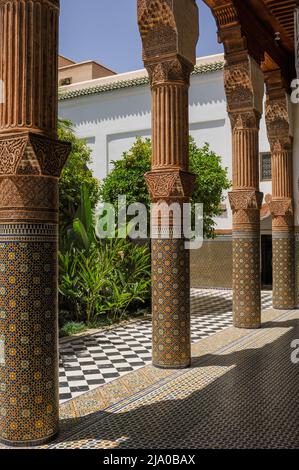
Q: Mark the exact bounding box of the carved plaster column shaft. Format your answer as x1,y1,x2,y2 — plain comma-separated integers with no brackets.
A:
225,55,264,328
0,0,70,446
137,0,199,368
265,72,295,309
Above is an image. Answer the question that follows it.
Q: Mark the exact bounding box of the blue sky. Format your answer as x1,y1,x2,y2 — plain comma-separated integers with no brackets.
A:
59,0,223,73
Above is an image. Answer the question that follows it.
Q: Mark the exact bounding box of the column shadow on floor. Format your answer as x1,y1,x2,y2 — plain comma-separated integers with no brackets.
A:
53,317,299,449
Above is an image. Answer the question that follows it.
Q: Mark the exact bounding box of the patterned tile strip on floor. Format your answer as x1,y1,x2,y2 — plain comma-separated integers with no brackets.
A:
51,309,299,449
59,289,273,403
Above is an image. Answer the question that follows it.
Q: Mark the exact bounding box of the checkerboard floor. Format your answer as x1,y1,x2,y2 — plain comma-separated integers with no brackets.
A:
59,289,273,403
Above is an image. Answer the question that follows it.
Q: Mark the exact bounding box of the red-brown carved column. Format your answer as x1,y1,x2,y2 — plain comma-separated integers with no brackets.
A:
225,55,264,328
0,0,70,446
137,0,198,368
265,72,295,309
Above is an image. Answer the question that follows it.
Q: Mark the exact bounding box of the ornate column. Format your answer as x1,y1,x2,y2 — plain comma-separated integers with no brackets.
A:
225,55,264,328
265,71,295,309
0,0,70,446
137,0,198,368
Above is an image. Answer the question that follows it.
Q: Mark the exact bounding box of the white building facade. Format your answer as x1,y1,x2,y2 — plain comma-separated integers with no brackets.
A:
58,53,275,288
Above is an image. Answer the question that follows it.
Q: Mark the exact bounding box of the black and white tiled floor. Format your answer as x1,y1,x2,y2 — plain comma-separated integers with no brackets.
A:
59,289,273,403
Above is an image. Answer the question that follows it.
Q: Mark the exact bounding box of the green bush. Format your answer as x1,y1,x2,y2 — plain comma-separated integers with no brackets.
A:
99,137,231,238
58,119,100,234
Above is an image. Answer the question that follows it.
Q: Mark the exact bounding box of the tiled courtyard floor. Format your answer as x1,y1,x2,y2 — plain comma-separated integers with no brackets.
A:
59,288,273,402
42,306,299,449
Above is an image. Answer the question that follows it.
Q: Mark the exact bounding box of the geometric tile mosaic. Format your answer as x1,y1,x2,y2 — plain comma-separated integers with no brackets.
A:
50,308,299,449
59,289,272,403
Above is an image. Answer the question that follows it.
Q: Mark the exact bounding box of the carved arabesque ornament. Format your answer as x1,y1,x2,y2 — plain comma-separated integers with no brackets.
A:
224,62,254,111
138,0,176,41
145,170,196,202
265,97,292,152
0,133,70,177
147,58,192,86
229,190,263,212
230,110,261,131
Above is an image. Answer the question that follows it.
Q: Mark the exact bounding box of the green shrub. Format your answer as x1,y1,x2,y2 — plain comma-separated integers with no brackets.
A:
99,136,231,238
59,322,88,338
58,119,100,235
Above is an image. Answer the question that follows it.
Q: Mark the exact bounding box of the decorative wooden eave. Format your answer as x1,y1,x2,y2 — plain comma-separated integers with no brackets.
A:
204,0,296,90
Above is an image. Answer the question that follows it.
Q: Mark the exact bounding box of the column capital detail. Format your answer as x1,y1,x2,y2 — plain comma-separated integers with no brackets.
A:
269,198,294,231
229,190,263,211
0,132,70,178
145,169,196,202
229,110,261,132
147,57,193,87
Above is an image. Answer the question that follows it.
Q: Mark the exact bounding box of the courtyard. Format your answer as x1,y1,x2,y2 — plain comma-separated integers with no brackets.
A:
29,304,299,448
0,0,299,455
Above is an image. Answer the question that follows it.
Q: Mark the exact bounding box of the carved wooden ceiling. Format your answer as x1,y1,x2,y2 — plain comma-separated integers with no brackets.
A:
257,0,296,51
204,0,297,86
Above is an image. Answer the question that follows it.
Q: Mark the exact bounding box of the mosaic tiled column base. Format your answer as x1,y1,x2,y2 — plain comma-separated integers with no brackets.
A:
152,238,191,369
0,223,59,447
232,234,261,329
272,232,296,310
296,230,299,308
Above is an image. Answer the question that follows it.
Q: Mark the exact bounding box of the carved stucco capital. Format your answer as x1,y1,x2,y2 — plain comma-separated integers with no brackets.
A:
0,132,71,177
269,198,293,218
229,190,263,212
145,169,196,202
147,57,193,86
229,110,261,132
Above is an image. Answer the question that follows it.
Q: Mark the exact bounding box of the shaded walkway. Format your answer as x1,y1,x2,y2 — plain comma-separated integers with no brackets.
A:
46,308,299,449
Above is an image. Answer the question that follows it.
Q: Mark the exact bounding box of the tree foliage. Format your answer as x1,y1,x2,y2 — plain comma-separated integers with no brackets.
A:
58,118,100,233
99,137,231,238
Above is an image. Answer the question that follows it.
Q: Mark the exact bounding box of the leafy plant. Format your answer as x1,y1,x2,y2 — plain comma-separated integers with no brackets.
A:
99,136,231,238
59,187,151,326
58,118,100,235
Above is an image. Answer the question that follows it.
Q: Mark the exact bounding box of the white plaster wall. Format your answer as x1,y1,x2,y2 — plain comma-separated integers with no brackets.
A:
58,69,272,230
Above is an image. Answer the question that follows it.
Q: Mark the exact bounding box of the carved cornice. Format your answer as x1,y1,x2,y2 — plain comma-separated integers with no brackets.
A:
0,132,71,178
145,170,196,202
